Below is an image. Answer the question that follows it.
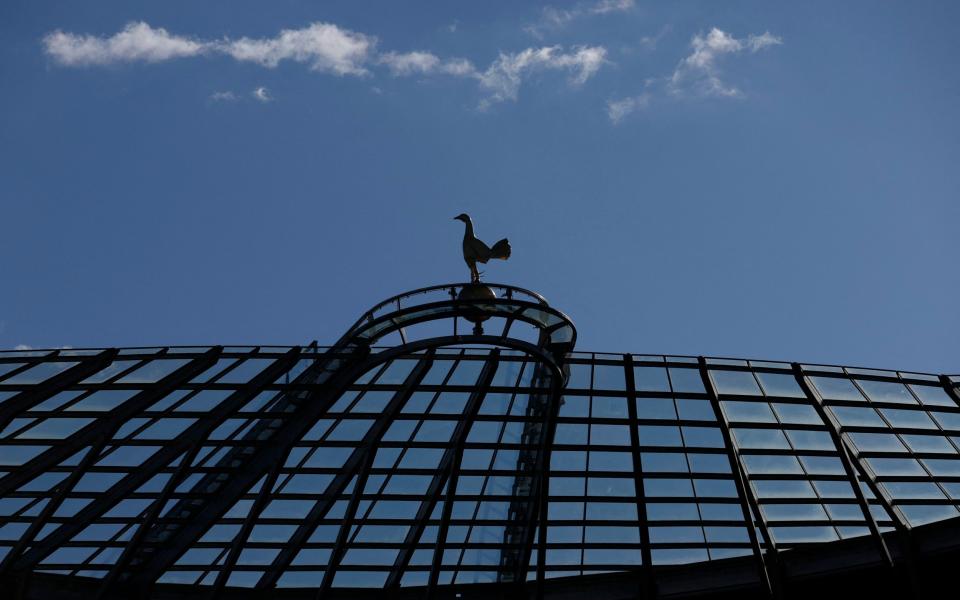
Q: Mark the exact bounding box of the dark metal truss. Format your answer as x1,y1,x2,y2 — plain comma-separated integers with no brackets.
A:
0,284,957,600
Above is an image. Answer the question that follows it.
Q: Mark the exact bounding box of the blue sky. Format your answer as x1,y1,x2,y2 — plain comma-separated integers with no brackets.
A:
1,1,958,373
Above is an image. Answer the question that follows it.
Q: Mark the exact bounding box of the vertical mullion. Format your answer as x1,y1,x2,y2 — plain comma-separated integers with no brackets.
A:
697,357,776,598
533,368,563,599
624,355,654,598
384,353,468,591
507,358,562,586
425,350,501,598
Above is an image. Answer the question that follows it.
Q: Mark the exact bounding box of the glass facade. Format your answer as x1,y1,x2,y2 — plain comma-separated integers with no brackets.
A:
1,344,958,597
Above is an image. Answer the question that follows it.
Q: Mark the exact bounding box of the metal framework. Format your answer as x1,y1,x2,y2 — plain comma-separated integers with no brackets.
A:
0,283,958,599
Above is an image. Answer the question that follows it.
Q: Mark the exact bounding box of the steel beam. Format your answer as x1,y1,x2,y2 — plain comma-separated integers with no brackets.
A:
624,354,655,598
425,351,499,599
117,344,371,590
256,352,434,591
0,349,117,434
0,348,220,498
697,357,776,598
790,363,894,567
3,348,222,578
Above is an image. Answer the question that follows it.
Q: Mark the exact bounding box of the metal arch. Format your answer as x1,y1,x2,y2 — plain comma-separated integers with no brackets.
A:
0,284,578,597
264,336,567,593
499,360,565,589
353,283,550,327
125,335,567,593
345,297,576,353
4,344,960,599
118,277,575,594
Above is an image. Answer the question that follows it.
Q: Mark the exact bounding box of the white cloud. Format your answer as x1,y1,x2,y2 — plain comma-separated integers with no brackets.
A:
221,23,375,75
607,93,650,123
43,22,207,66
43,22,612,110
14,344,32,351
44,21,375,76
209,90,238,102
592,0,635,15
378,51,475,77
478,45,608,106
670,28,782,97
638,25,672,51
526,0,634,37
252,86,272,102
746,31,782,52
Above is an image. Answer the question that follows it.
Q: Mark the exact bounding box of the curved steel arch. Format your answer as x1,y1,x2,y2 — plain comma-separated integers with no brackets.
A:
352,282,551,325
342,283,576,354
249,334,568,595
106,285,574,597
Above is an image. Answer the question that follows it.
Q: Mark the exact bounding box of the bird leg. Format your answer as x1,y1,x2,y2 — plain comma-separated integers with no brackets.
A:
469,262,480,283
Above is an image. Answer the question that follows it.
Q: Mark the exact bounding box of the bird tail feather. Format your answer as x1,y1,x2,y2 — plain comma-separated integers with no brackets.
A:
490,238,511,260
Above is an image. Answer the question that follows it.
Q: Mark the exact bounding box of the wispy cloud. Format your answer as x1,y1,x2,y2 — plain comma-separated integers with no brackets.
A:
669,28,782,97
42,22,614,111
220,23,375,75
638,25,672,51
379,45,608,108
607,27,781,124
251,86,272,102
378,51,474,77
607,93,650,124
478,45,607,107
526,0,634,38
43,21,375,75
43,22,206,66
209,90,238,102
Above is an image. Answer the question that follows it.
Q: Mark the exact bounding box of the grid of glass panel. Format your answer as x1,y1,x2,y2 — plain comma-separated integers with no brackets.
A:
710,364,893,547
0,346,958,595
806,367,960,527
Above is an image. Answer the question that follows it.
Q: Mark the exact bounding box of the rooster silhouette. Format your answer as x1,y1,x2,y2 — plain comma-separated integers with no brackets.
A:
453,213,511,283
